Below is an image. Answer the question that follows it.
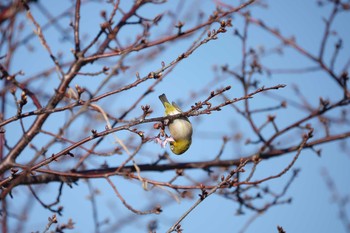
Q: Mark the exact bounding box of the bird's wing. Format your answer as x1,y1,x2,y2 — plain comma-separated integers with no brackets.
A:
172,101,183,112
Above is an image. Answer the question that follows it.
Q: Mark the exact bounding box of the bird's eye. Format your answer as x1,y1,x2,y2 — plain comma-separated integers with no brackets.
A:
170,145,174,150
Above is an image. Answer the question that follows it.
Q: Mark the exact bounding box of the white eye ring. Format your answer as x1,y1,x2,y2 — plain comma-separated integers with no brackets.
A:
170,145,174,150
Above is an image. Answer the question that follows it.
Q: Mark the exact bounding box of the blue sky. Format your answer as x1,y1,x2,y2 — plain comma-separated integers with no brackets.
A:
3,0,350,232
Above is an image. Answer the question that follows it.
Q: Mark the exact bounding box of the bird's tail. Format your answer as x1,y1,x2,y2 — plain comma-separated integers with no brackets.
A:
159,93,169,106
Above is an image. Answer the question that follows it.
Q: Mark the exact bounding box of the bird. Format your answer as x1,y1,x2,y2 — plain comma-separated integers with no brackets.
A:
159,93,193,155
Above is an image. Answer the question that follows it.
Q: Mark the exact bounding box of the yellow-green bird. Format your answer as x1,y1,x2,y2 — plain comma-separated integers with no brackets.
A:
159,94,193,155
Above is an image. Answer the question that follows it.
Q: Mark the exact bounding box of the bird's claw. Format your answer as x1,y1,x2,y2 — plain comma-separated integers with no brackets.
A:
155,136,175,148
